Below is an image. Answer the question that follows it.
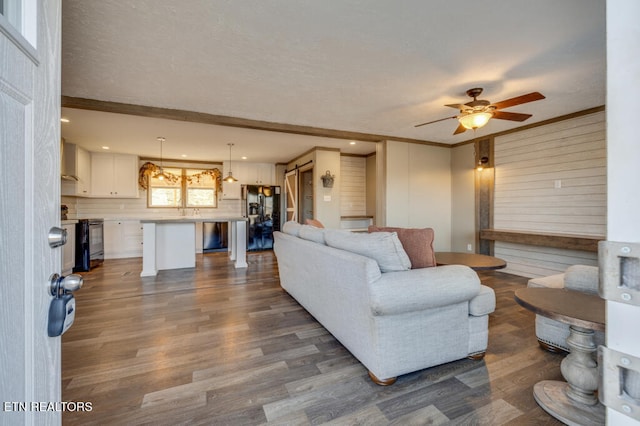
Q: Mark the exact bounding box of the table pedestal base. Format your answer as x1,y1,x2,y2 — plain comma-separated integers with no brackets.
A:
534,381,604,426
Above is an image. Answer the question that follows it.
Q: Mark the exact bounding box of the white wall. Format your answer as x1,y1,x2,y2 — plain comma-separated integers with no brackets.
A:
314,149,342,229
384,141,452,251
451,143,476,252
285,148,342,228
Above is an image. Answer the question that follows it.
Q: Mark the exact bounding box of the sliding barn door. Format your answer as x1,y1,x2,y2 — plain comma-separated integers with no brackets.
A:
284,169,298,222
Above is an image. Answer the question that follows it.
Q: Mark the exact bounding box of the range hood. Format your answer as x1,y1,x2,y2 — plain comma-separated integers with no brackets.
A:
60,138,79,181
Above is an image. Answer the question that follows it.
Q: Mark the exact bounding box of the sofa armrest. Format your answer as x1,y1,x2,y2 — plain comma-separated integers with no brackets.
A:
469,285,496,316
368,265,481,316
564,265,599,295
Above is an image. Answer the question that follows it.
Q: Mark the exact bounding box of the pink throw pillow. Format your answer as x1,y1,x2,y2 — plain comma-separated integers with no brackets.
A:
368,226,436,268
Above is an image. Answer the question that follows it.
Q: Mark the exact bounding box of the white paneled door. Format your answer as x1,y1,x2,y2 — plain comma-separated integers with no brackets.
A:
0,2,62,425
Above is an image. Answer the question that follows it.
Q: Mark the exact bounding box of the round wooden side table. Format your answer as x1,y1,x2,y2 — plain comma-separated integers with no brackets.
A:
515,287,605,426
435,252,506,271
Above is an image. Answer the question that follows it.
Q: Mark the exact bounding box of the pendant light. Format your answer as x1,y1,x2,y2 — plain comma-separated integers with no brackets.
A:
224,143,238,183
153,137,169,180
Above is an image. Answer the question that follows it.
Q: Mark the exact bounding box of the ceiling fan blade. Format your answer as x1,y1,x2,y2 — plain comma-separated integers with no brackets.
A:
453,123,467,135
491,92,545,110
445,103,467,110
492,111,533,122
414,115,457,128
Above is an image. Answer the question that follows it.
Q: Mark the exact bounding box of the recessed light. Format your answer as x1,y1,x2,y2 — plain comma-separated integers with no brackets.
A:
350,141,356,145
241,156,248,160
101,146,110,150
181,154,188,158
60,118,70,123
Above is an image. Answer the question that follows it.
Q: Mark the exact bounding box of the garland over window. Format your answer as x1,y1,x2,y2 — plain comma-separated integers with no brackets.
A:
138,162,222,192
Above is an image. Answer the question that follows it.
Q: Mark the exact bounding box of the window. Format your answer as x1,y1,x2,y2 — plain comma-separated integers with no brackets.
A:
148,167,218,208
184,168,217,207
0,0,38,50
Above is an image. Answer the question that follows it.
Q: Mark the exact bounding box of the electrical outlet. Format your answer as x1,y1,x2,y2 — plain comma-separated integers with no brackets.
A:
467,244,473,251
554,179,562,189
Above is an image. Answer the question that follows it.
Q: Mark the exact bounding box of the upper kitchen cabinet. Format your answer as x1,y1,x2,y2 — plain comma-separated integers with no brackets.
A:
61,142,91,197
220,162,276,199
221,161,241,199
248,163,276,185
90,153,139,198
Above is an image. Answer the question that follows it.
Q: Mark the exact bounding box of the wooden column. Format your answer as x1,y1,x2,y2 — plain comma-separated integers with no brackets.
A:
475,137,494,255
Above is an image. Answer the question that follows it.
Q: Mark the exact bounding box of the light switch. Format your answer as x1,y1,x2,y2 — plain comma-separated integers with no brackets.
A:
323,195,331,202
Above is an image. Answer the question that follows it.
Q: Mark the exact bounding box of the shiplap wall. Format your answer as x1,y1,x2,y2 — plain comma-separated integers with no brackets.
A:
340,155,367,216
493,111,606,277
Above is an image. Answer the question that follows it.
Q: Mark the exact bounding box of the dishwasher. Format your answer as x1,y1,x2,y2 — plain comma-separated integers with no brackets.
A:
203,222,228,252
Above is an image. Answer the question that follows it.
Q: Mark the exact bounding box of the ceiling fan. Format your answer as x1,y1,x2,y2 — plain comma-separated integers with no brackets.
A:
415,88,545,135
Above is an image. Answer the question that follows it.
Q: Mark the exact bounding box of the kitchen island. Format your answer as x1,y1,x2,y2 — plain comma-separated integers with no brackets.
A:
140,217,248,277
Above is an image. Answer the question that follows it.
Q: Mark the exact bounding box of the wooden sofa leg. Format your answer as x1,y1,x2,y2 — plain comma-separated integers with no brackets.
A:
468,352,486,360
537,339,568,354
368,371,397,386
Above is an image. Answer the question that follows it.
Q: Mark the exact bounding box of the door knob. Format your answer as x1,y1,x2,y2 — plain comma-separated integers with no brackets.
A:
48,273,84,297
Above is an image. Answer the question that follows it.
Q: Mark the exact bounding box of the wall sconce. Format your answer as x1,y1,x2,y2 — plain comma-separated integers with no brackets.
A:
320,170,335,188
476,156,489,171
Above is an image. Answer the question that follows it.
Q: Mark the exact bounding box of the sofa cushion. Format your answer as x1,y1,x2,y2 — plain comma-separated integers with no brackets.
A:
299,225,326,244
282,221,302,237
368,226,436,269
564,265,599,295
324,229,411,272
527,273,565,289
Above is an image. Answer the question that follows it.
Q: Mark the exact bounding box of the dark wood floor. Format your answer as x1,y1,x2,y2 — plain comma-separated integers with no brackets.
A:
62,252,564,425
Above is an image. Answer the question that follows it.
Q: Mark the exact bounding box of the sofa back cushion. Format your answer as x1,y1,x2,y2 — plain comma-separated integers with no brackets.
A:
324,229,411,272
282,221,302,237
368,226,436,268
299,224,326,244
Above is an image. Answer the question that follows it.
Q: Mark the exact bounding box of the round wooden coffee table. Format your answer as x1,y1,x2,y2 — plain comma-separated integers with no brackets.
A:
514,287,605,426
435,252,506,271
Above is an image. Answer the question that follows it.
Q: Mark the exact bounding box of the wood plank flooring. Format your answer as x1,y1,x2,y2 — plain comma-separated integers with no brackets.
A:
62,252,564,425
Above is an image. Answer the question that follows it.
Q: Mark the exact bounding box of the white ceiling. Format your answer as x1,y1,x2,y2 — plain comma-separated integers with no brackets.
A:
60,0,606,164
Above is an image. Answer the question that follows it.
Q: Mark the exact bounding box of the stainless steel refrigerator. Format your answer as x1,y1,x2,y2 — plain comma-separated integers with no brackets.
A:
242,185,281,251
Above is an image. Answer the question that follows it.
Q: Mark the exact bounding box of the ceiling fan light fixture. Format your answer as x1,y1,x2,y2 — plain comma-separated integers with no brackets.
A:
459,111,493,130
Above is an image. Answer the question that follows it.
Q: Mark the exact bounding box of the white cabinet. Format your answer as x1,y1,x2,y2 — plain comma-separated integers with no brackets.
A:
61,142,91,197
248,163,276,185
91,153,139,198
221,181,241,199
220,162,276,199
61,223,76,275
104,220,143,259
221,161,242,199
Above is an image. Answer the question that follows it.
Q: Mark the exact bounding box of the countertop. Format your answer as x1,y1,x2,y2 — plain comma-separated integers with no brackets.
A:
140,217,248,224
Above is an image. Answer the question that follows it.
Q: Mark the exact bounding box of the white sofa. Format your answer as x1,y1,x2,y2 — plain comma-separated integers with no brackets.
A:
273,222,496,385
527,265,605,352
